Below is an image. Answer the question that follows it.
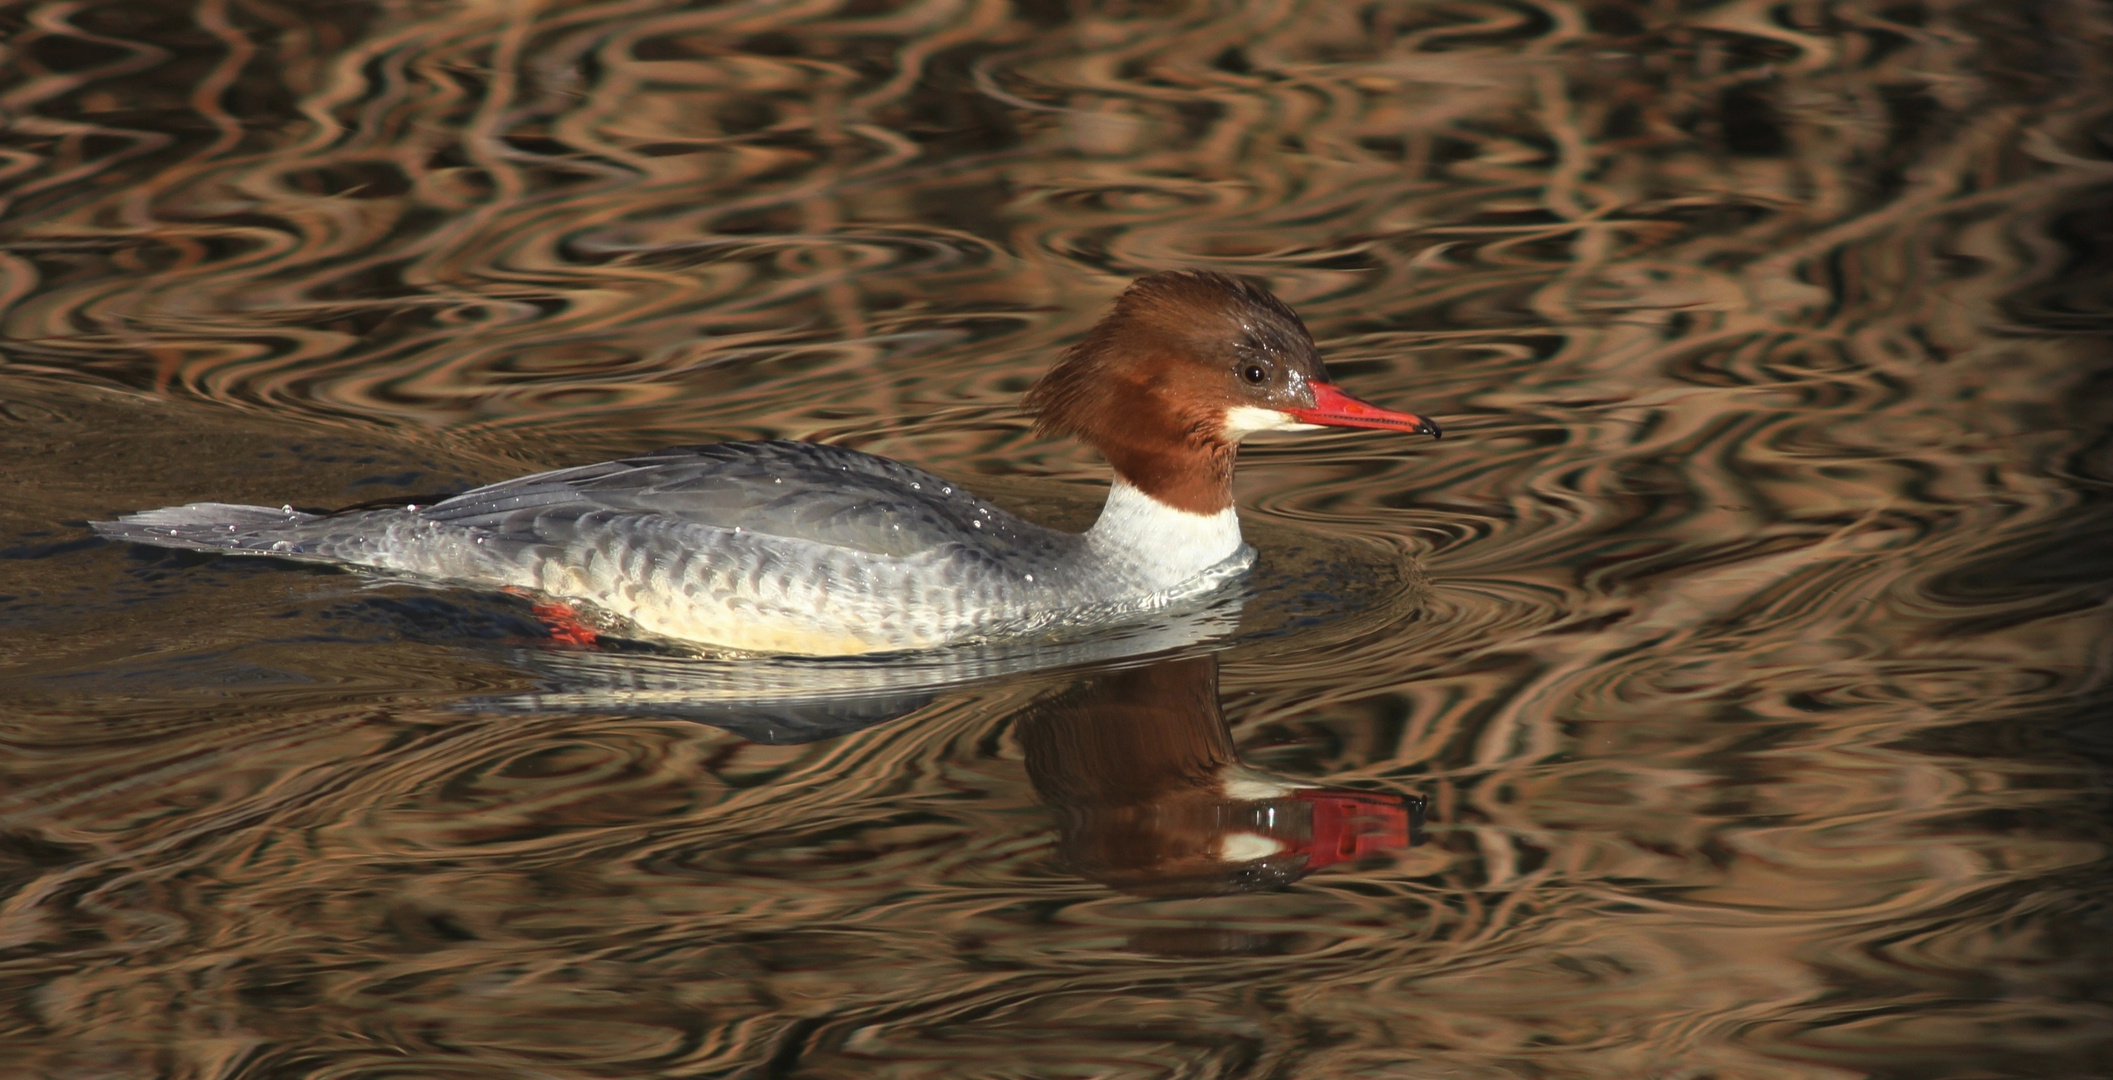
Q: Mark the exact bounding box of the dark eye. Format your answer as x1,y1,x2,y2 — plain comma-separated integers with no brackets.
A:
1242,364,1268,385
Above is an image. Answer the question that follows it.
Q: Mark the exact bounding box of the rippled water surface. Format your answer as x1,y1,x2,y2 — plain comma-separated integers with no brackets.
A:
4,0,2112,1076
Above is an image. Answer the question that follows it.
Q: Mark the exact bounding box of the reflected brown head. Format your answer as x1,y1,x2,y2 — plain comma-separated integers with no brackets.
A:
1018,655,1301,897
1026,271,1438,514
1017,656,1423,898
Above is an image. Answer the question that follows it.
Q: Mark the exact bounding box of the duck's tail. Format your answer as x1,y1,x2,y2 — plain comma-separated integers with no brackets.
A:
92,503,323,554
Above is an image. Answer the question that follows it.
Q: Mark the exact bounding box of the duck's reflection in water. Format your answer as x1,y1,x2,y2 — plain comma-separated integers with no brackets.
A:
477,613,1421,895
478,598,1252,743
1019,655,1422,896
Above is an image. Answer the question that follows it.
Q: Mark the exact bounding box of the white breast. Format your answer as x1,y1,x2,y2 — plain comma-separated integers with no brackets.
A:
1085,478,1246,590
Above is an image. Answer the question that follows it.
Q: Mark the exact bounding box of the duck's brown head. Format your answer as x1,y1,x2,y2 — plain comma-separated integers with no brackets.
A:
1026,271,1440,515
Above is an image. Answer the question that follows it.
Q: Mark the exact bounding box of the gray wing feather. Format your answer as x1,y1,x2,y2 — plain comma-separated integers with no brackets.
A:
418,441,1063,559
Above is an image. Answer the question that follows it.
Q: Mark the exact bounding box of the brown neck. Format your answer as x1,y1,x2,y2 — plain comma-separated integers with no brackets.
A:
1024,327,1241,514
1019,655,1233,807
1096,424,1235,515
1070,370,1236,514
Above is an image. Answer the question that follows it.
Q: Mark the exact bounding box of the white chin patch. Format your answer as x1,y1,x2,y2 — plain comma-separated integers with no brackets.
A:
1222,405,1322,439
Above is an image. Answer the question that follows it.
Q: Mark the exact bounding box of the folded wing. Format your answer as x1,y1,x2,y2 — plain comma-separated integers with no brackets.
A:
417,440,1058,559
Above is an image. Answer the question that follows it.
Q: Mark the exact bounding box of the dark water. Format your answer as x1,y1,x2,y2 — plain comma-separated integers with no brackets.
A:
4,0,2112,1076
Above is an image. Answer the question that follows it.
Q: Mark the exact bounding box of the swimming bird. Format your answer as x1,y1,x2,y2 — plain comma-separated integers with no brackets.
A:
94,271,1440,654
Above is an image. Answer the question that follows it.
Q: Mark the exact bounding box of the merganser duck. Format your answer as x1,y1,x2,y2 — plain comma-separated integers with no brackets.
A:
93,271,1440,655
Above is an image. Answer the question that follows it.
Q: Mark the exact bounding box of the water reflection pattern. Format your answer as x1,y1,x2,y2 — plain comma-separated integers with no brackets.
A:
1,0,2110,1077
1021,655,1424,896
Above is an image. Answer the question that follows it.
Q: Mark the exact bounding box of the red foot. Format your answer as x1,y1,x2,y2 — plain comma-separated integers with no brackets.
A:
531,598,599,646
